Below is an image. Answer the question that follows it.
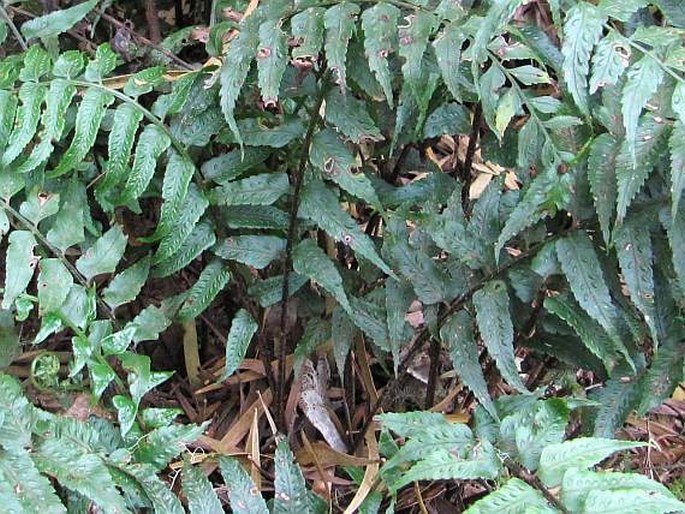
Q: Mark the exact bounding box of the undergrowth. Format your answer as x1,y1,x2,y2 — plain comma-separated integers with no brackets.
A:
0,0,684,512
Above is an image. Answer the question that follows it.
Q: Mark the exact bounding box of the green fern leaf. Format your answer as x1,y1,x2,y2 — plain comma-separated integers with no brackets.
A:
102,255,150,310
134,423,206,471
123,66,165,98
273,438,311,514
599,0,649,21
434,24,467,103
588,133,619,244
615,114,668,222
495,88,522,139
428,187,490,269
232,118,305,148
589,32,630,94
0,373,36,449
324,2,360,90
495,167,560,259
182,460,223,514
398,12,435,99
384,219,448,305
0,91,18,154
214,235,286,269
119,462,184,514
153,220,216,278
219,456,269,514
500,398,570,472
177,259,231,322
299,179,393,276
331,305,355,379
544,294,617,370
670,119,685,217
219,16,259,145
561,2,606,116
152,72,196,120
52,50,85,79
209,172,290,206
666,204,685,296
75,224,128,281
37,259,73,314
128,304,172,344
538,437,646,487
479,66,506,137
156,150,196,240
473,280,527,392
19,189,60,225
309,128,381,208
0,447,66,514
293,238,351,313
383,418,474,472
51,88,114,177
621,56,665,164
672,81,685,125
613,217,657,342
385,278,412,376
2,82,45,166
361,3,400,106
120,351,172,407
99,103,144,197
556,232,623,350
120,124,171,203
561,467,674,513
17,78,77,174
2,231,38,310
291,7,325,62
248,274,308,307
257,19,287,107
222,308,258,379
84,44,118,82
201,147,270,184
18,45,51,83
154,184,208,263
377,411,450,438
465,478,556,514
58,284,95,330
471,0,525,72
389,441,500,493
34,438,128,514
46,180,86,252
21,0,97,40
585,488,685,513
637,337,684,414
324,89,383,144
349,296,389,347
441,310,498,419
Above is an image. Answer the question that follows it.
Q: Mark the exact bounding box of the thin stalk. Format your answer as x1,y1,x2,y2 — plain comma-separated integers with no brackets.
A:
0,6,27,51
276,76,328,425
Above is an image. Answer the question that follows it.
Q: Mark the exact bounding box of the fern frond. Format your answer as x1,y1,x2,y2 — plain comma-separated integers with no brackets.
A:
52,88,114,177
324,2,360,90
561,3,606,116
362,3,400,106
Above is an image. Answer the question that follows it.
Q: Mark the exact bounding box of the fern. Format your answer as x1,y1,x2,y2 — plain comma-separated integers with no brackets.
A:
0,0,684,510
378,403,684,512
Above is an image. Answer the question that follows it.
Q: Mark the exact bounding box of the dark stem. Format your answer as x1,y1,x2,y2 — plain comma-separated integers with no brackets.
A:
98,11,195,70
504,457,570,514
276,76,328,426
462,103,482,214
424,337,442,408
